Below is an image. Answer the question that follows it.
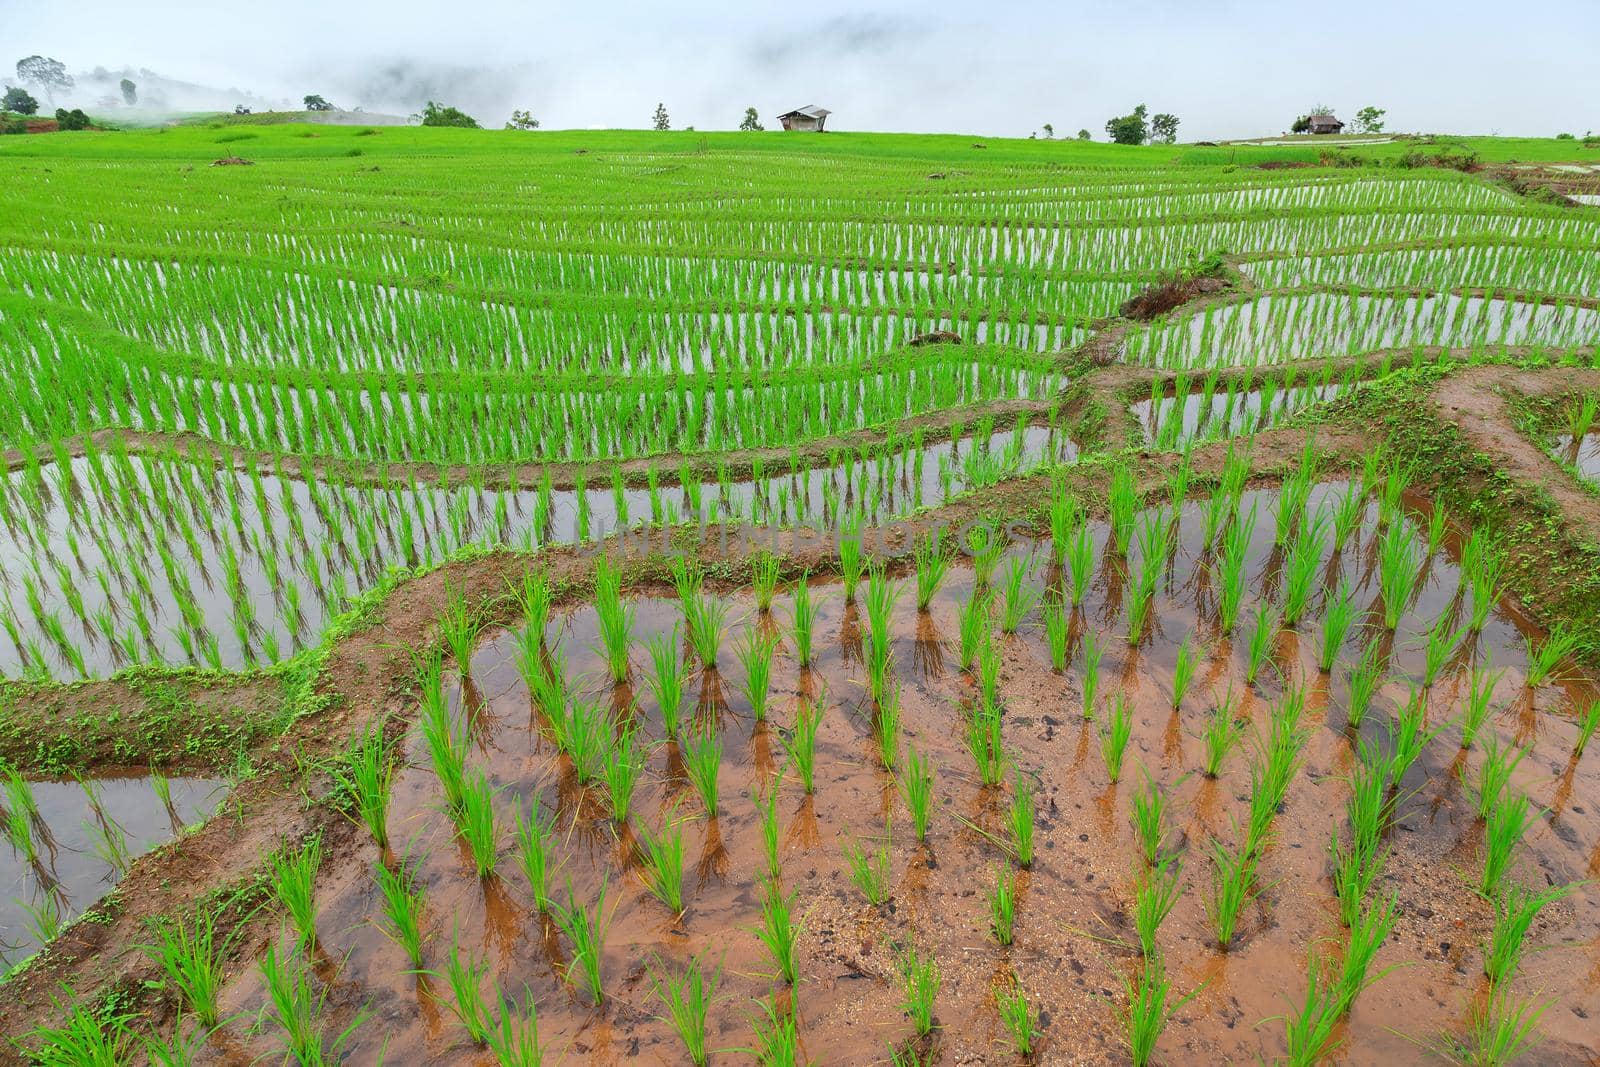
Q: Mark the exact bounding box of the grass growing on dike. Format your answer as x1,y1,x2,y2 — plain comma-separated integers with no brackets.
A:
7,118,1600,1065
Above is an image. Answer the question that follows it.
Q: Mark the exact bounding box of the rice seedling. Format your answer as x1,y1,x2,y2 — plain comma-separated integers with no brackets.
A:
1473,736,1526,819
755,878,803,985
995,975,1036,1058
899,746,935,843
1331,480,1365,550
1317,579,1356,672
736,629,779,721
989,865,1017,945
515,569,553,644
1278,511,1327,626
456,770,501,878
1274,953,1345,1066
604,722,644,822
551,878,611,1005
141,910,225,1029
592,557,636,682
1132,857,1183,957
684,592,731,669
1206,834,1260,950
555,694,610,784
682,727,723,817
1467,539,1505,633
1082,631,1104,719
270,835,322,947
435,933,493,1046
956,588,992,671
1130,775,1170,865
1049,479,1082,561
1008,772,1035,868
750,996,802,1067
644,626,690,738
1481,791,1537,897
637,812,687,915
1245,601,1281,686
649,949,723,1066
788,574,819,667
1335,892,1397,1016
752,551,781,613
1440,988,1549,1067
1387,686,1443,784
440,584,482,676
997,555,1039,635
1170,637,1199,710
335,721,396,849
512,797,555,911
914,531,950,611
1108,466,1141,554
258,936,368,1065
839,522,865,602
876,682,904,770
374,857,427,967
976,632,1003,708
845,822,893,905
784,693,824,794
486,987,544,1067
24,1000,136,1065
1484,881,1571,985
967,698,1007,787
1344,639,1385,731
1331,761,1390,928
968,521,1006,587
1067,521,1096,606
1524,624,1578,687
891,941,943,1039
1421,616,1467,688
1101,694,1134,783
1377,522,1422,630
1215,503,1256,631
1574,699,1600,759
1041,592,1070,672
1123,954,1193,1067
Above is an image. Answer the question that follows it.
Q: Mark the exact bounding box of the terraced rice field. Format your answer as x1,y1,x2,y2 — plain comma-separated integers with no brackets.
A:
2,125,1600,1065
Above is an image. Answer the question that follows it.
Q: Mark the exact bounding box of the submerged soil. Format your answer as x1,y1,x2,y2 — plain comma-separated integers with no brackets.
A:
184,487,1600,1065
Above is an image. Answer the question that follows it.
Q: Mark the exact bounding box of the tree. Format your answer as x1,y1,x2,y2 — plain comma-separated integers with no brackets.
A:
1076,128,1091,140
739,106,763,131
303,94,334,112
1041,123,1054,139
1290,115,1311,134
1150,113,1180,144
652,102,670,131
1354,106,1386,134
418,101,480,128
1104,104,1149,145
16,56,72,103
54,107,90,131
505,109,541,130
119,78,137,106
2,86,38,115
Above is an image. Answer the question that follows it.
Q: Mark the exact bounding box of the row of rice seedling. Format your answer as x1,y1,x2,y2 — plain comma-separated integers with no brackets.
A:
1134,362,1354,449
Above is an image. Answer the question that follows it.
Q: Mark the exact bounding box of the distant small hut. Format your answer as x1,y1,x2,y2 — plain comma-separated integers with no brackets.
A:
777,105,831,132
1307,113,1345,135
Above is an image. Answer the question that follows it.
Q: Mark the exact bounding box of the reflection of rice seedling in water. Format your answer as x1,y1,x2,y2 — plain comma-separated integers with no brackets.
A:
1008,772,1036,867
1123,953,1193,1067
1201,690,1246,778
142,909,226,1029
637,813,687,915
644,626,690,738
1132,857,1182,958
1524,624,1578,687
1245,601,1281,686
682,727,723,817
270,835,323,947
998,554,1038,634
995,974,1036,1057
1101,694,1133,782
956,588,991,671
845,821,893,905
374,857,427,967
898,943,942,1038
1485,881,1571,986
989,865,1016,945
512,797,554,911
1336,893,1397,1016
649,949,723,1067
899,746,935,843
778,575,817,669
751,551,781,613
552,878,611,1005
1481,792,1537,897
337,722,396,849
17,891,64,946
914,531,950,611
736,629,779,722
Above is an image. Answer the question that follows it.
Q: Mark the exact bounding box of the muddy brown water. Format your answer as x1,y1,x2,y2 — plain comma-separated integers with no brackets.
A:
199,483,1599,1064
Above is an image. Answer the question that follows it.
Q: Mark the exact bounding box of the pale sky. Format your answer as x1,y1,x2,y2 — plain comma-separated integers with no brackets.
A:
4,0,1597,139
